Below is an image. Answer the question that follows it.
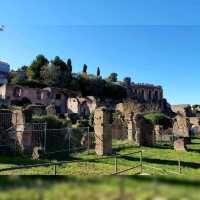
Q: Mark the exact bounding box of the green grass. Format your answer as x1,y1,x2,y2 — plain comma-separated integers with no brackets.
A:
0,176,199,200
1,138,200,177
1,139,200,199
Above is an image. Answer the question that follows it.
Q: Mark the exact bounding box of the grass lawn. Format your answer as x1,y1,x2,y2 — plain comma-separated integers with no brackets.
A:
0,176,199,200
0,138,200,199
1,138,200,177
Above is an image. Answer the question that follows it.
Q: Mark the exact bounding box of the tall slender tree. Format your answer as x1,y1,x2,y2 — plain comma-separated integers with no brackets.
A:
97,67,100,77
83,64,88,73
67,59,72,73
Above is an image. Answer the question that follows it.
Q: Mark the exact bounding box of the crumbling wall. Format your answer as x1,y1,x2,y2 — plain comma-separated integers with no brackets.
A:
134,114,155,146
171,104,192,117
112,116,127,140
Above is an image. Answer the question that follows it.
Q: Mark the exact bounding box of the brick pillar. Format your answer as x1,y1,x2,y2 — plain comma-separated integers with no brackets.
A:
94,107,112,156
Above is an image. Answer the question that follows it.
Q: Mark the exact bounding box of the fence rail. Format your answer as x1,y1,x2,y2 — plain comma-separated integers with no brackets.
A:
0,151,143,175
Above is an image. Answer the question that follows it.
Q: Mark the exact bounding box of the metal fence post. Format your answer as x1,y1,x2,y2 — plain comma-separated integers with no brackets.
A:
54,164,57,175
87,127,90,154
115,154,118,173
68,128,71,153
178,159,181,174
44,123,47,153
140,150,143,174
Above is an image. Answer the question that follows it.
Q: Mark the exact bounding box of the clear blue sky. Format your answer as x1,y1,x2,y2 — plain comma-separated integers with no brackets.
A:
1,0,200,104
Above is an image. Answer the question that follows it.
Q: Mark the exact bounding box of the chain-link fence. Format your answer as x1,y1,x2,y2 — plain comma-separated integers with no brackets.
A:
44,127,93,155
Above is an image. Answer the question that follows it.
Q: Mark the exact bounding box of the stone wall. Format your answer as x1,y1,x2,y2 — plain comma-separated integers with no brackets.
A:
112,115,127,140
135,115,155,146
0,84,79,114
190,117,200,126
129,83,163,102
67,96,98,116
171,104,192,117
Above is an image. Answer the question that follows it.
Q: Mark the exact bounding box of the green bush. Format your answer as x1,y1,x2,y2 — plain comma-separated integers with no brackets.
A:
68,113,80,124
77,118,89,128
11,97,32,107
143,112,172,129
12,80,47,88
33,115,71,129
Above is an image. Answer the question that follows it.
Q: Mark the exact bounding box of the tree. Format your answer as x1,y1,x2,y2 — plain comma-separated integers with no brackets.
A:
51,56,67,71
108,73,118,82
29,55,49,80
97,67,100,77
40,63,58,86
51,56,72,87
123,77,131,85
67,58,72,80
83,64,88,73
20,65,28,72
67,59,72,73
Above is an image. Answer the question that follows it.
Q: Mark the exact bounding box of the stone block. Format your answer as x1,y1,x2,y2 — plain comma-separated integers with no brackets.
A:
174,138,187,151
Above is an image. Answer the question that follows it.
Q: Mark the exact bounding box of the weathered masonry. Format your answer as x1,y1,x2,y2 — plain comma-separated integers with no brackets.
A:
130,84,163,102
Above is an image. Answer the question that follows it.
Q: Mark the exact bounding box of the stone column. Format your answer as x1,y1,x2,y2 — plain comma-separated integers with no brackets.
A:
173,115,191,143
126,112,136,143
94,107,112,156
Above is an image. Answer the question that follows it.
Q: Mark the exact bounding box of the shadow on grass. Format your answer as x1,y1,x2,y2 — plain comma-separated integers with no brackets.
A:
121,155,200,169
0,153,79,166
187,148,200,154
127,176,200,187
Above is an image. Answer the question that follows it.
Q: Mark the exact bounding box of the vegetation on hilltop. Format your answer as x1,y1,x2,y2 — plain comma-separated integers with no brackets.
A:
10,54,128,101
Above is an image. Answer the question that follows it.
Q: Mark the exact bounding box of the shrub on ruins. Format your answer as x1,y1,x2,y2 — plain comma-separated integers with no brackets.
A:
11,97,32,107
33,115,71,129
13,79,47,88
68,113,80,124
78,75,104,97
76,118,90,128
107,73,118,82
104,81,127,100
143,112,172,129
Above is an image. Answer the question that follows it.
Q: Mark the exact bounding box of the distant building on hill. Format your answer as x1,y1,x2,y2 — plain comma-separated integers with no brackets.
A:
0,61,10,85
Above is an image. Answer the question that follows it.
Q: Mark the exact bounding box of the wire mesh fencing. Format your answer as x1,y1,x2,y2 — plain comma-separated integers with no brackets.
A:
43,127,94,157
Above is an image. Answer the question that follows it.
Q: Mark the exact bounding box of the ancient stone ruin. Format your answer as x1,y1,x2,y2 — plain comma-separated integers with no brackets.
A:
154,125,164,141
173,115,191,139
174,137,187,151
134,114,155,146
125,112,137,143
112,112,127,140
94,107,112,156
